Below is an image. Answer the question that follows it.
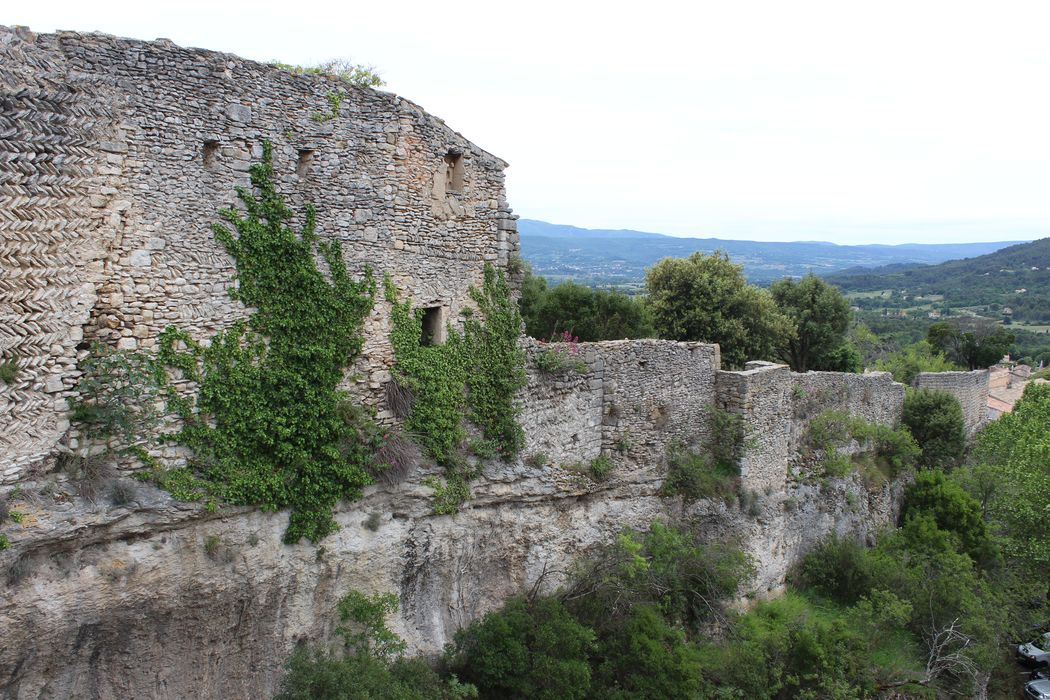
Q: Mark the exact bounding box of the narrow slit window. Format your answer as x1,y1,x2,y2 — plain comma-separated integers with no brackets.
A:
203,140,220,169
443,152,464,193
297,149,315,177
420,306,446,346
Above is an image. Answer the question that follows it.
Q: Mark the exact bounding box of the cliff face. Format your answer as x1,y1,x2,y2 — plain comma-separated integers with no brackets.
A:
0,444,901,699
1,339,909,699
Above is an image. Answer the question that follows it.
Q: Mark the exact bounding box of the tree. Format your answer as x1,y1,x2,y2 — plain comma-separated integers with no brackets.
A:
927,319,1014,370
875,341,959,385
902,470,996,567
645,252,792,368
520,272,651,341
901,389,966,469
769,274,858,372
973,383,1050,593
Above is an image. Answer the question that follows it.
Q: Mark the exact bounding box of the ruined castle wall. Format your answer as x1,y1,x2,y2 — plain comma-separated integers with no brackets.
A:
597,340,719,466
518,339,720,470
717,363,905,491
0,27,110,481
518,339,605,468
914,369,989,437
0,27,517,480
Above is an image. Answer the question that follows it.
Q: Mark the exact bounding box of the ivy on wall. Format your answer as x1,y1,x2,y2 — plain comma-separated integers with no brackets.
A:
385,264,526,513
153,141,378,543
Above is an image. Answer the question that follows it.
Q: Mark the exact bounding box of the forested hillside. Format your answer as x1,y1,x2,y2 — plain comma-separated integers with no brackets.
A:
829,238,1050,323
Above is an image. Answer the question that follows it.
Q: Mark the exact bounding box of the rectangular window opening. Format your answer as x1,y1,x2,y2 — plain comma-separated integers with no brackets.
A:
421,306,446,346
297,149,315,178
443,152,464,193
203,140,220,169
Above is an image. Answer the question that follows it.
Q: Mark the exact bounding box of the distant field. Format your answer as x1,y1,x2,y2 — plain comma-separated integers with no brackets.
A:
1013,322,1050,333
846,290,892,299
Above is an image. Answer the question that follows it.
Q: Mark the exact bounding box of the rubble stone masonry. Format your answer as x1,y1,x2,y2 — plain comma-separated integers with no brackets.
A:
0,26,517,481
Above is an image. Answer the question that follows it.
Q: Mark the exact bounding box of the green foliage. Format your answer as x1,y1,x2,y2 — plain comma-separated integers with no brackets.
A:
386,276,468,465
567,522,753,633
645,251,793,368
972,382,1050,586
462,264,527,456
519,269,652,341
696,593,880,699
927,319,1015,370
271,58,385,88
804,410,919,479
794,533,874,605
591,603,705,700
423,475,471,516
874,340,959,384
153,142,378,543
311,90,345,122
336,590,407,661
901,388,965,469
69,343,163,445
661,446,738,502
903,469,996,566
770,273,859,372
276,589,476,700
445,596,595,700
588,456,613,481
0,534,9,551
386,266,525,513
0,356,18,384
534,334,587,375
662,407,749,501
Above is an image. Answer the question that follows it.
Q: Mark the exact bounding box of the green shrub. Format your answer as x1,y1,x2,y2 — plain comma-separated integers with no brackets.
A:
567,522,752,632
901,388,966,469
0,534,9,551
0,356,18,384
794,533,875,605
696,593,879,699
902,469,996,567
661,447,737,502
588,456,613,481
591,603,704,700
275,588,476,700
69,343,162,445
662,407,749,501
445,596,595,700
804,410,919,479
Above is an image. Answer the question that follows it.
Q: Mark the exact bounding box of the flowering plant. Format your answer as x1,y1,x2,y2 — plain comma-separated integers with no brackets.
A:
535,331,587,375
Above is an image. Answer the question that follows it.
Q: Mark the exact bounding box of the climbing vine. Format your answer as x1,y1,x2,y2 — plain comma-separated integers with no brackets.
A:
152,141,378,543
386,264,526,513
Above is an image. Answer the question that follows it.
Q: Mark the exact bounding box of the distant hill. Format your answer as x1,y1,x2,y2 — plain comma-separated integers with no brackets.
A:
518,219,1024,286
827,238,1050,323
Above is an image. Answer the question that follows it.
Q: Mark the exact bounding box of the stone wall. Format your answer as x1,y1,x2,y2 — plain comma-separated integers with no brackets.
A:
0,26,518,483
518,339,720,470
716,362,905,491
914,369,990,437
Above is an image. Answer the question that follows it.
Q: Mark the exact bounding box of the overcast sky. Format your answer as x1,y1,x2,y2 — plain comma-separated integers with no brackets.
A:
9,1,1050,244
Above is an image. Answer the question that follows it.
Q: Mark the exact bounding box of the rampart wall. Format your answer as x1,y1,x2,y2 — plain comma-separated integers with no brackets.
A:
716,362,905,491
518,339,720,469
914,369,989,437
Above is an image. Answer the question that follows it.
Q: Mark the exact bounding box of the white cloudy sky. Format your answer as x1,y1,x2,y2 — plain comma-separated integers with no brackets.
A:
9,1,1050,244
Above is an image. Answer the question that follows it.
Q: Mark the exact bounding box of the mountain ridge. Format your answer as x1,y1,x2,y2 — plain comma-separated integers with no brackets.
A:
518,219,1028,286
